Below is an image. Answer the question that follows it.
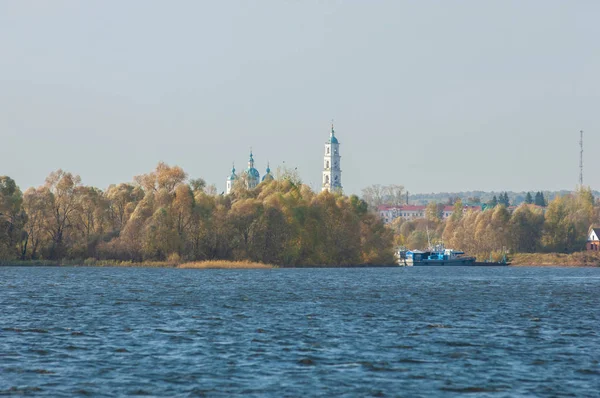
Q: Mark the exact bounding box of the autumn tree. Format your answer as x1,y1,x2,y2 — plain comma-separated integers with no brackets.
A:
361,184,385,210
134,162,187,193
70,186,108,258
22,187,50,260
382,185,405,207
4,163,398,266
228,198,264,260
105,183,143,233
426,202,442,221
42,170,82,259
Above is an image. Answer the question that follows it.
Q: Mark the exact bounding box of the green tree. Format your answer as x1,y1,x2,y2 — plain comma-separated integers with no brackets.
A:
499,192,510,207
228,198,264,260
510,204,544,252
525,192,533,204
406,230,428,250
142,207,180,260
451,199,464,221
0,176,27,260
534,192,546,206
541,190,592,253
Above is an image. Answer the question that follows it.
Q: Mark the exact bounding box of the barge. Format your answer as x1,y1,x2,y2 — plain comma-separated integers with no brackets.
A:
399,246,475,266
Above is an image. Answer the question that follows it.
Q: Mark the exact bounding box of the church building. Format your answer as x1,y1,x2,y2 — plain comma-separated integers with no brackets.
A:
225,151,272,194
225,123,343,194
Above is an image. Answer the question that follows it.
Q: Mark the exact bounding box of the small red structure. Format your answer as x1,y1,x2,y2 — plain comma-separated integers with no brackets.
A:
586,227,600,251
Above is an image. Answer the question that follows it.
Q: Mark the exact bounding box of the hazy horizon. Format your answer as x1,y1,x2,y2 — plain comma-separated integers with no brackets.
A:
1,1,599,195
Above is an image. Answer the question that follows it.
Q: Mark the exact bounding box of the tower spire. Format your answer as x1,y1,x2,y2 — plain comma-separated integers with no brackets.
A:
248,148,254,168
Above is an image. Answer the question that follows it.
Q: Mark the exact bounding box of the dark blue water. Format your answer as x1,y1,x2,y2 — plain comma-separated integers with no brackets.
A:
1,267,599,397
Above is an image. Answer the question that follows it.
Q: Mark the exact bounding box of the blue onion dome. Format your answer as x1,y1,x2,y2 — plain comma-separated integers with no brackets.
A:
227,165,237,181
329,124,339,144
246,167,260,180
262,163,274,182
245,151,260,180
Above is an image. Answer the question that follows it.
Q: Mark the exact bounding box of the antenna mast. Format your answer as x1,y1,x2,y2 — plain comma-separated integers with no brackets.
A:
579,130,584,187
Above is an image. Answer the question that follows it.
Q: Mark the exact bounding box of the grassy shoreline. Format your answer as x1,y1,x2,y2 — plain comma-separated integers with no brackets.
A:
179,260,274,269
510,252,600,267
0,260,270,269
3,254,600,267
0,260,176,267
0,259,399,268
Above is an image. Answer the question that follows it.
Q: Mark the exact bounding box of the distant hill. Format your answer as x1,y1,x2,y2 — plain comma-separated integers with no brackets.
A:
407,190,598,206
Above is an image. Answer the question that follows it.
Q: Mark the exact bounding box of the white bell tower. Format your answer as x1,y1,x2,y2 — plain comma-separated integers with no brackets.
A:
226,164,237,194
322,123,342,192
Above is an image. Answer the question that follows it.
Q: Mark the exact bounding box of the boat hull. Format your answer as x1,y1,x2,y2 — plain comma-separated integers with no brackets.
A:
408,257,476,266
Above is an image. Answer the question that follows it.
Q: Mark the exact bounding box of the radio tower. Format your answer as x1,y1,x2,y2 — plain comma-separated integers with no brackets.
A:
579,130,584,187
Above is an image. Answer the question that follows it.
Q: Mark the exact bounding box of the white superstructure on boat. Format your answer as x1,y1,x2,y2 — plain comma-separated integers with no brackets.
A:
397,245,475,266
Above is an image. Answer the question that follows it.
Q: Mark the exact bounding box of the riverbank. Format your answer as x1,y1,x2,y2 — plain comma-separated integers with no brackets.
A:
0,260,176,267
510,252,600,267
0,260,274,269
0,259,402,268
4,256,600,267
179,261,274,269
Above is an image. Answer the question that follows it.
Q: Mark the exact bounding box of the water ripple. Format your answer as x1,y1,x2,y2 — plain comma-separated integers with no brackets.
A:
1,266,599,396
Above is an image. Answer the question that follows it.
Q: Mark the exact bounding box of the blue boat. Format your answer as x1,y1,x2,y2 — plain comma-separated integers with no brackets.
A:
398,245,475,266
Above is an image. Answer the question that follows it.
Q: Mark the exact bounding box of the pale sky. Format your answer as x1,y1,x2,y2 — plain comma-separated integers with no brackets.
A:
1,1,599,195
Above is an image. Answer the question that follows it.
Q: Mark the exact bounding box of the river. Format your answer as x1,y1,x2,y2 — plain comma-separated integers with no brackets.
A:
1,266,599,396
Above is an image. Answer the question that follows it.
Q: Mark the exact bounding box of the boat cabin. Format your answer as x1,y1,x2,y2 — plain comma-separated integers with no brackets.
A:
403,248,467,263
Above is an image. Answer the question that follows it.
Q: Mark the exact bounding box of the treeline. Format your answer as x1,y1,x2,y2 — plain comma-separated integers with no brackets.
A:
359,185,555,210
479,191,544,207
0,164,395,266
406,190,586,207
389,188,597,260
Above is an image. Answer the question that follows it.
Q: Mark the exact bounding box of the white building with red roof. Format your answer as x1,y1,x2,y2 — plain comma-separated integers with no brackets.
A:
378,204,481,224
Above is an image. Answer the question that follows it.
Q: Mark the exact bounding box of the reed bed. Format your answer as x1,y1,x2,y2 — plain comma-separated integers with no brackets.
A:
178,260,275,269
79,259,176,267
